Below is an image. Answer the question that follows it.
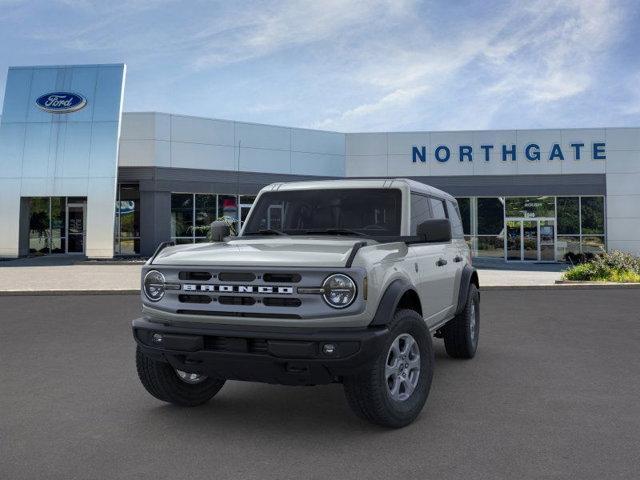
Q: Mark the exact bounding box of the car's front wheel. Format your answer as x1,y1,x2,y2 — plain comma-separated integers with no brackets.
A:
136,347,226,406
343,309,434,428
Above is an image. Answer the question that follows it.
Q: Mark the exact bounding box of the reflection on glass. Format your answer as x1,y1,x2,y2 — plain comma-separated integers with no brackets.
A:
195,194,216,227
582,236,605,254
456,198,471,235
506,197,555,218
581,197,605,234
522,221,538,260
539,220,555,261
476,235,504,258
477,198,504,235
29,197,50,254
51,197,65,239
506,220,522,260
557,236,580,259
171,193,193,238
557,197,579,234
218,195,238,222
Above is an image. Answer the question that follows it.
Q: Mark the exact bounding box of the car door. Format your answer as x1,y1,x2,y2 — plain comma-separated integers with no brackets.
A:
427,197,458,319
409,193,452,326
445,199,467,311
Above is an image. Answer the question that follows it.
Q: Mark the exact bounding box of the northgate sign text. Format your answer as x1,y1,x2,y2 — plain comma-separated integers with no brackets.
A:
412,142,606,163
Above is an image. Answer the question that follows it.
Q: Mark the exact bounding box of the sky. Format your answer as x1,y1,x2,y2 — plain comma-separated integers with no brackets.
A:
0,0,639,132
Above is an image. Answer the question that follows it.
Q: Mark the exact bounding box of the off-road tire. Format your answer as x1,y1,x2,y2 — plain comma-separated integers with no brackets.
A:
343,309,434,428
443,283,480,359
136,347,225,406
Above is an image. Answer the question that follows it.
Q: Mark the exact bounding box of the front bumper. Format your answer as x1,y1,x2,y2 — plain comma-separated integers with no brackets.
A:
132,317,390,386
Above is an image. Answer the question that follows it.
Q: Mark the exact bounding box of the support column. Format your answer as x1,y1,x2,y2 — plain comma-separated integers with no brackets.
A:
139,189,172,256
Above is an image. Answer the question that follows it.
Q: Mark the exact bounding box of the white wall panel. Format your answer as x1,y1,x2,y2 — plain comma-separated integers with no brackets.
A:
291,128,344,155
118,139,158,167
606,218,640,242
236,122,290,150
607,240,640,255
291,152,343,176
346,133,387,156
606,128,640,151
606,173,640,195
171,115,234,146
605,195,640,218
345,154,387,177
605,150,640,174
387,132,429,156
170,142,235,170
388,153,431,177
120,113,157,140
238,147,290,174
472,152,517,176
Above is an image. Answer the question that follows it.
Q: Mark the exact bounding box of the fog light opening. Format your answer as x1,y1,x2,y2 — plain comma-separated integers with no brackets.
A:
322,343,336,355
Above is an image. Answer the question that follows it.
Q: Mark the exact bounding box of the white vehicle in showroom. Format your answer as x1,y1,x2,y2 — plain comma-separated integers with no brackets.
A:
133,179,480,428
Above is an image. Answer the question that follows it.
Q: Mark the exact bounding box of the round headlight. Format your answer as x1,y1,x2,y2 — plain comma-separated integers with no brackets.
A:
143,270,166,302
322,274,357,309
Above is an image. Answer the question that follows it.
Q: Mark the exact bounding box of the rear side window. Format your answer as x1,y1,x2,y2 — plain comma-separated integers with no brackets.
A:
429,198,447,219
446,199,465,239
410,194,432,235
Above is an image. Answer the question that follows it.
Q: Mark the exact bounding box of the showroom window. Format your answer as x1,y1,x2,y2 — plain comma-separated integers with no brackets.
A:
556,196,606,257
476,197,505,258
114,184,140,255
171,193,252,243
27,196,86,255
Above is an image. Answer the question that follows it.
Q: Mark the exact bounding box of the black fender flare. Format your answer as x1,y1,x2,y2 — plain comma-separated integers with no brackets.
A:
455,264,479,315
369,278,417,327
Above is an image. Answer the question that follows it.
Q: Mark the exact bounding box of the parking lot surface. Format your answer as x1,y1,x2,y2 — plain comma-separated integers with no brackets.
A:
2,289,639,480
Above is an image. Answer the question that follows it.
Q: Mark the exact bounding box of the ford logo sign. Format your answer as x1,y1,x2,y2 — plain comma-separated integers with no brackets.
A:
35,92,87,114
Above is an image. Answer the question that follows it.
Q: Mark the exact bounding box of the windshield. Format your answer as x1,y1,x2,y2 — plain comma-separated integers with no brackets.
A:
242,188,402,237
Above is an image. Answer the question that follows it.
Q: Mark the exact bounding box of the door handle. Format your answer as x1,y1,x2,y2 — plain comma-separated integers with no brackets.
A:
454,255,463,263
436,258,448,267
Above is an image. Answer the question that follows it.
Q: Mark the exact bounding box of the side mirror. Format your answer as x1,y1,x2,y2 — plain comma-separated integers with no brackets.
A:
417,219,452,243
209,221,231,242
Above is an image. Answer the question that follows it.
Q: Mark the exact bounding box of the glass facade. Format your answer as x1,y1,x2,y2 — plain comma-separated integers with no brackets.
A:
27,197,86,255
114,184,140,255
454,195,606,261
171,193,254,243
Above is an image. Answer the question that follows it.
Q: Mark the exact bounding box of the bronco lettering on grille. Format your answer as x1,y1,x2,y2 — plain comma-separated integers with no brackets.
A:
182,284,294,294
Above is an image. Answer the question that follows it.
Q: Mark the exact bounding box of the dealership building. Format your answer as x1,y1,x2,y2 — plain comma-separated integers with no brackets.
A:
1,63,639,261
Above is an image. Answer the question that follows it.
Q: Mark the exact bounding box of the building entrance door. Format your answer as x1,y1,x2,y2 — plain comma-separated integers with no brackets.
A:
505,218,556,261
66,202,86,254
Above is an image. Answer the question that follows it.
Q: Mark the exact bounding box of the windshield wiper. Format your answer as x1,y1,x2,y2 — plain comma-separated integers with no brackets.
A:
244,229,287,236
300,228,367,237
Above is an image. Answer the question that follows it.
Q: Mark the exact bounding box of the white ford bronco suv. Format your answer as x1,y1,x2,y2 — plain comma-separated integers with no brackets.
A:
133,179,479,427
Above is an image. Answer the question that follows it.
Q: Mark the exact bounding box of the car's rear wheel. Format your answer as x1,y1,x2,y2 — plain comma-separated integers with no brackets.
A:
443,283,480,359
343,309,434,428
136,347,225,406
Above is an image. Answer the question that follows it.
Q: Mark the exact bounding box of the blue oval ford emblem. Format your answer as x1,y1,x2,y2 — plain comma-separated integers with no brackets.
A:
35,92,87,114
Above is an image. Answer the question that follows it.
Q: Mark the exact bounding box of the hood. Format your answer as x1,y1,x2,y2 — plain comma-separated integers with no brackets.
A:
151,237,368,268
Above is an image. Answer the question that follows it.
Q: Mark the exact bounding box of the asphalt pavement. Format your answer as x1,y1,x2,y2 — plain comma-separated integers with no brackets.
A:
1,289,639,480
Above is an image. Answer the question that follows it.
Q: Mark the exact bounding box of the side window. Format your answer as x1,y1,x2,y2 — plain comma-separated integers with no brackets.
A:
429,197,447,219
410,193,431,235
446,200,465,239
